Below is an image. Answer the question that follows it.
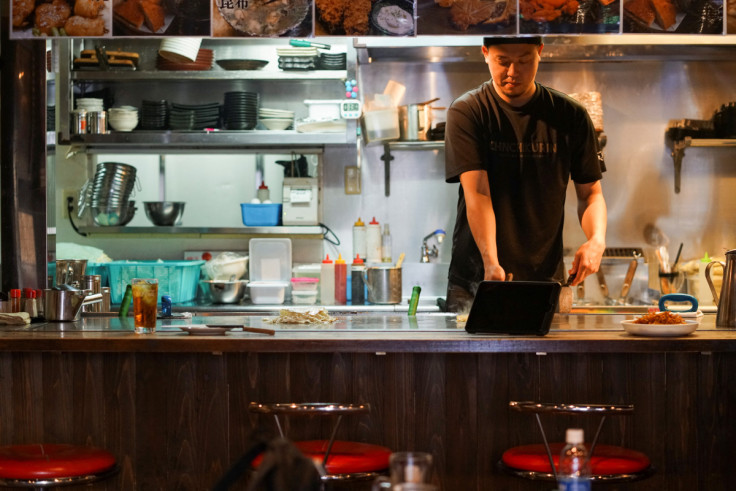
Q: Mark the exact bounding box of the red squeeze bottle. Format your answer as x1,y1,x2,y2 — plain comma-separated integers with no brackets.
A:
10,289,21,313
335,254,347,305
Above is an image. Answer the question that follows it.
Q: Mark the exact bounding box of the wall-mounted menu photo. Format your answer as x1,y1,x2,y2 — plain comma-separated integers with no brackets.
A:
416,0,516,35
729,0,736,31
314,0,415,36
622,0,723,33
113,0,211,36
519,0,621,34
11,0,112,39
212,0,313,37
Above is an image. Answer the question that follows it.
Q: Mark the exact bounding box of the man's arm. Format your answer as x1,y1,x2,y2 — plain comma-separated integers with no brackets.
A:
459,170,506,281
571,180,607,285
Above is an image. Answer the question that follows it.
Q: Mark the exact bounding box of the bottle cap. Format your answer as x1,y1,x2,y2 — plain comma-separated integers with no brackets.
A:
258,181,268,190
369,216,379,225
566,428,584,444
354,217,365,227
10,289,21,298
383,223,390,234
701,252,711,263
352,254,364,265
322,254,333,264
336,254,346,264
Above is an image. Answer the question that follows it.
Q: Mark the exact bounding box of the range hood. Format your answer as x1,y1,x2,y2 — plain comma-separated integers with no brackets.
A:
354,35,736,63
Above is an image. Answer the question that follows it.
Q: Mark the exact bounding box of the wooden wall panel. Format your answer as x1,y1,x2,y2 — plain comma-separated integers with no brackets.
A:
0,351,735,489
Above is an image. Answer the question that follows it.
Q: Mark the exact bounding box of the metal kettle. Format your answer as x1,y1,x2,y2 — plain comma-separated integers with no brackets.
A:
705,249,736,327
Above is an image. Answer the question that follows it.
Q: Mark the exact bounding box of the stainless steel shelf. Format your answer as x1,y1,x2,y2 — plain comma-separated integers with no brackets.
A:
60,129,351,148
71,70,348,82
77,226,324,237
669,138,736,193
376,141,445,197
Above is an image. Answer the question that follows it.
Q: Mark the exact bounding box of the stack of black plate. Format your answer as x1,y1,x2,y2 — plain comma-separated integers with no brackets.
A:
222,92,259,130
170,102,221,130
318,52,347,70
47,105,55,131
140,100,168,130
168,108,196,130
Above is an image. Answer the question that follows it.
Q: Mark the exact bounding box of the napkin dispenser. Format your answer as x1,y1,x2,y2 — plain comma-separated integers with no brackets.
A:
282,178,318,225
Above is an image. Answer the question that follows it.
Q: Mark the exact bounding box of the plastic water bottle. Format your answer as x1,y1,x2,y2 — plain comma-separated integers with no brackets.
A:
558,428,591,491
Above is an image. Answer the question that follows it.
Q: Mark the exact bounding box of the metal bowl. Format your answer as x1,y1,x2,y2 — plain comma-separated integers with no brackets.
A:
92,200,136,226
201,280,249,304
144,201,185,226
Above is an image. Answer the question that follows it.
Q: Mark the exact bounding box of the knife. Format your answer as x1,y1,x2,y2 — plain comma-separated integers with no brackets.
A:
206,325,275,336
559,273,576,313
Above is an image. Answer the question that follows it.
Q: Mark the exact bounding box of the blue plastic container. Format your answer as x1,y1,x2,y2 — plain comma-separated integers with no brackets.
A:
105,260,205,304
241,203,282,226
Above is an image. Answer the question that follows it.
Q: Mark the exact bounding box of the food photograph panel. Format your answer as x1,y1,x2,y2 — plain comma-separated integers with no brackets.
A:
11,0,113,39
315,0,416,36
113,0,211,36
212,0,313,37
519,0,621,34
417,0,517,35
729,0,736,31
622,0,723,33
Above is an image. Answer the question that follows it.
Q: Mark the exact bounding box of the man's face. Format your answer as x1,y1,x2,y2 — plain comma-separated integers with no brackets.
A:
482,43,543,104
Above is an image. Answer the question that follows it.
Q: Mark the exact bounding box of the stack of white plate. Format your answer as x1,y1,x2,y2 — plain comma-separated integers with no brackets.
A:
276,47,319,71
258,108,295,131
76,97,104,112
159,38,202,64
108,106,139,132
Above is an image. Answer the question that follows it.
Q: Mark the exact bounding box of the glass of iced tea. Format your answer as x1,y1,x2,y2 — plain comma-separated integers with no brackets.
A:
132,278,158,334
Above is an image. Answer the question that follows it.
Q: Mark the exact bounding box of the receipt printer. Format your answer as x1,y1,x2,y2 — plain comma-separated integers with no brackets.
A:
282,178,319,225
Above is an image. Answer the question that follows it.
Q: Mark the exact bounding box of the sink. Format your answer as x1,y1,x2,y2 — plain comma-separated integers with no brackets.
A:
401,262,449,301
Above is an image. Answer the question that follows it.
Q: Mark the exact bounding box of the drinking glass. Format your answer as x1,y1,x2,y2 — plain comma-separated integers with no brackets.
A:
132,278,158,334
372,451,434,490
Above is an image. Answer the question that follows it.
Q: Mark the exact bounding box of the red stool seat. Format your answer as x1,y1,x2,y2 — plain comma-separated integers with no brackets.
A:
295,440,391,475
0,444,116,481
253,440,391,475
502,443,651,476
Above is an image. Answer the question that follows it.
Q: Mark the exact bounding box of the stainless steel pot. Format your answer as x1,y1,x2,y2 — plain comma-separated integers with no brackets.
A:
43,288,103,322
55,259,87,289
398,98,439,141
364,266,402,304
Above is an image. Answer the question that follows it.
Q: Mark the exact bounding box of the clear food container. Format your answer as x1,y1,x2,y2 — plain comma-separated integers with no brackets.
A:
291,277,319,292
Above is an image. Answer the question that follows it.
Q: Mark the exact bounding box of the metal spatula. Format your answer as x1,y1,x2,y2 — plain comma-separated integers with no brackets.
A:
559,273,576,313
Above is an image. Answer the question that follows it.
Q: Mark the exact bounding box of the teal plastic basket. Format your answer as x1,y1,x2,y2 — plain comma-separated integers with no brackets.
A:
106,260,205,304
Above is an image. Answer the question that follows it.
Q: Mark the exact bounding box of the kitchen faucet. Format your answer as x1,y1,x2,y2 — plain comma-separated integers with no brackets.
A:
420,229,446,263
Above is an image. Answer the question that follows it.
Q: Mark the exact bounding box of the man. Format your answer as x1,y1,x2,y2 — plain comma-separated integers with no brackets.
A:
444,36,607,313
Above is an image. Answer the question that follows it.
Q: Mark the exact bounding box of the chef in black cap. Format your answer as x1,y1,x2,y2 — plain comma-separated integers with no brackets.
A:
444,36,608,313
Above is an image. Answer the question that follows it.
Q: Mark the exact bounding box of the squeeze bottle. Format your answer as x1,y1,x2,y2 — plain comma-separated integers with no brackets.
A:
351,255,366,305
320,255,335,305
353,217,367,260
366,217,382,263
256,181,270,202
335,254,347,305
697,252,715,306
381,223,392,263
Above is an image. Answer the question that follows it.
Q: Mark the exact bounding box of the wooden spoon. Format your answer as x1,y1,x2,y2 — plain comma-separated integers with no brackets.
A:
395,252,406,268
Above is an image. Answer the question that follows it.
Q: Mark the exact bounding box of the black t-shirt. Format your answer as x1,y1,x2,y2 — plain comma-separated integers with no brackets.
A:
445,81,604,291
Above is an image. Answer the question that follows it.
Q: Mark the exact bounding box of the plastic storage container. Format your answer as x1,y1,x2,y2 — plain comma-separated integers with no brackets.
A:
291,277,319,291
248,281,289,304
105,260,205,304
363,108,400,143
291,289,318,304
241,203,282,226
249,239,292,282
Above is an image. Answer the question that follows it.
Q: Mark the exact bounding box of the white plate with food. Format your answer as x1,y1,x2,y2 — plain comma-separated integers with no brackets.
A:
621,311,699,337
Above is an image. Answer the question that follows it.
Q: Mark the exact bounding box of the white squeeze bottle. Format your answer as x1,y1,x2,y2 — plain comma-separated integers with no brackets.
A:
558,428,591,491
366,217,382,263
353,217,367,261
320,254,335,305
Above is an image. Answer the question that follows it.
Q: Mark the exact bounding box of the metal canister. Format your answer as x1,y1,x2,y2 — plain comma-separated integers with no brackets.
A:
87,110,107,134
101,287,111,313
71,109,87,134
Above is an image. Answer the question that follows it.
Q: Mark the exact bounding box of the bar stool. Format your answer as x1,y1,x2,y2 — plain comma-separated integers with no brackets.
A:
248,402,391,486
0,444,117,490
499,401,653,483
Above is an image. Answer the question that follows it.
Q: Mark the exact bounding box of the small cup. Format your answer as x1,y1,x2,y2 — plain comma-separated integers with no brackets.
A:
372,452,433,490
132,278,158,334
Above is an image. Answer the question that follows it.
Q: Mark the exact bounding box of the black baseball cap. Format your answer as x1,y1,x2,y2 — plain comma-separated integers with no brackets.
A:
483,36,543,47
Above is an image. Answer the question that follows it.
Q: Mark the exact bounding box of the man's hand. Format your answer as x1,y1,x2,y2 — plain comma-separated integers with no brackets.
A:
484,264,507,281
569,238,605,285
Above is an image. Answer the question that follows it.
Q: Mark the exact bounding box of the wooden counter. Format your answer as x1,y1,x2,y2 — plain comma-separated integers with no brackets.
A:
0,313,734,490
